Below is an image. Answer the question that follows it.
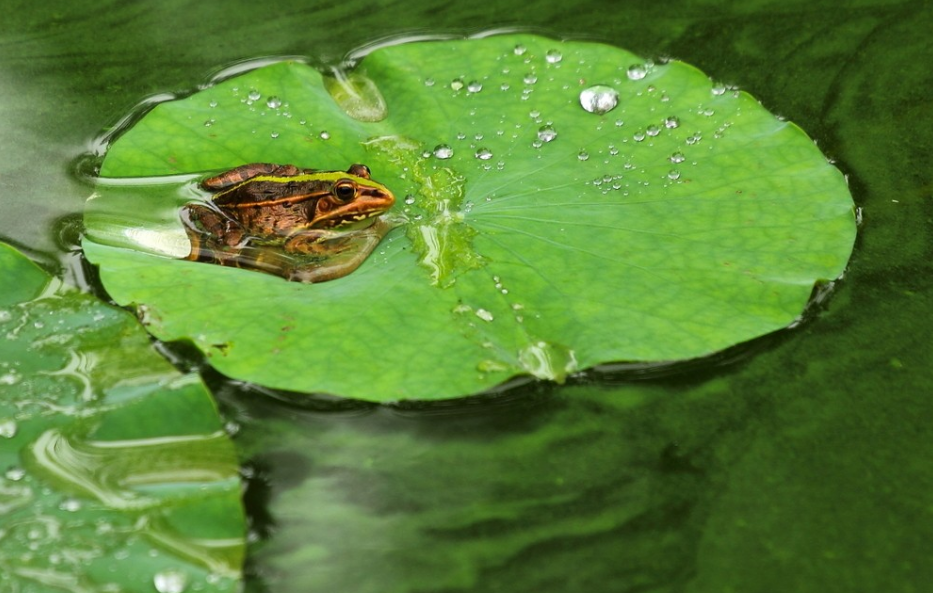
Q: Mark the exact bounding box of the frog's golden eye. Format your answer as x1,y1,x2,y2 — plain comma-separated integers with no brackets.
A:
333,180,357,203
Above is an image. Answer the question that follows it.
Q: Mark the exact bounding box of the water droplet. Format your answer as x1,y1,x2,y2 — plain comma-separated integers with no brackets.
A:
0,371,20,385
668,170,681,180
608,145,619,156
59,498,82,512
203,119,215,127
208,100,218,108
529,109,541,119
270,131,279,139
545,49,563,63
579,85,620,115
664,116,680,129
523,73,538,84
514,44,527,56
450,78,464,91
467,81,483,93
153,569,188,593
433,144,454,159
537,125,557,143
626,64,648,81
265,96,282,109
670,152,686,164
577,150,590,161
685,133,701,145
711,84,726,96
475,148,493,160
404,195,416,205
247,89,261,101
474,133,484,140
0,419,17,438
500,83,510,91
475,309,494,322
319,131,330,140
456,132,467,140
5,467,25,481
646,125,661,137
424,77,435,87
633,131,646,142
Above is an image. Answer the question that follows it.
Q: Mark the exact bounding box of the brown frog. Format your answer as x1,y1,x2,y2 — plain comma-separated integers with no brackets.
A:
182,162,396,282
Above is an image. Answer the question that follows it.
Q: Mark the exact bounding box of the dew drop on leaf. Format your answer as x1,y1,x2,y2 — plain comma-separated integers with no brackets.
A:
579,85,620,115
265,96,282,109
626,64,648,80
537,125,557,143
433,144,454,159
153,569,188,593
545,49,563,63
450,78,465,91
475,148,493,160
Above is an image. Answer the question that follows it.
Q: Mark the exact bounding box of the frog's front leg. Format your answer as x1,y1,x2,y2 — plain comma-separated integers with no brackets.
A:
181,204,248,264
281,218,397,283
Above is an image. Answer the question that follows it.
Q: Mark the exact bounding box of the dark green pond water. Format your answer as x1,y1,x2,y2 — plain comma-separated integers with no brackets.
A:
3,0,932,591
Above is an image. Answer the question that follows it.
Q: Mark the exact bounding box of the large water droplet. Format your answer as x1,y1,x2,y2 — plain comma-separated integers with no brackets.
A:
247,89,261,101
626,64,647,81
545,49,563,63
646,125,661,137
323,72,388,122
265,96,282,109
450,78,465,91
467,81,483,93
668,170,681,180
514,44,527,56
154,569,188,593
577,150,590,161
670,152,686,164
664,116,681,129
433,144,454,159
475,148,493,160
523,73,538,85
537,125,557,143
579,85,620,115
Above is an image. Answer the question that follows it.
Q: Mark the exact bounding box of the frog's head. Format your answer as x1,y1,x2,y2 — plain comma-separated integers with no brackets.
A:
310,164,395,230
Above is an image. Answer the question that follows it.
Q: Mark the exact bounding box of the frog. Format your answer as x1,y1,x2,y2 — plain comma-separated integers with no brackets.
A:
181,162,397,283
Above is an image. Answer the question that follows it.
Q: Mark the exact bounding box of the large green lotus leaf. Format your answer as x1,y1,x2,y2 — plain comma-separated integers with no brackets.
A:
0,243,244,592
84,33,856,401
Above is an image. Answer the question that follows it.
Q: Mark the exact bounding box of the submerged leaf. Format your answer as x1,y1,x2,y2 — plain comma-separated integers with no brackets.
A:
84,33,856,401
0,243,244,591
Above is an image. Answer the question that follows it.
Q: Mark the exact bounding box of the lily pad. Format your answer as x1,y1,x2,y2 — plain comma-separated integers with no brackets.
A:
0,243,244,591
84,33,856,401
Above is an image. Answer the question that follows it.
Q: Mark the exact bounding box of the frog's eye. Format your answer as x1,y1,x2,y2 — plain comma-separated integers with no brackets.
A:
333,180,357,203
348,163,371,179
